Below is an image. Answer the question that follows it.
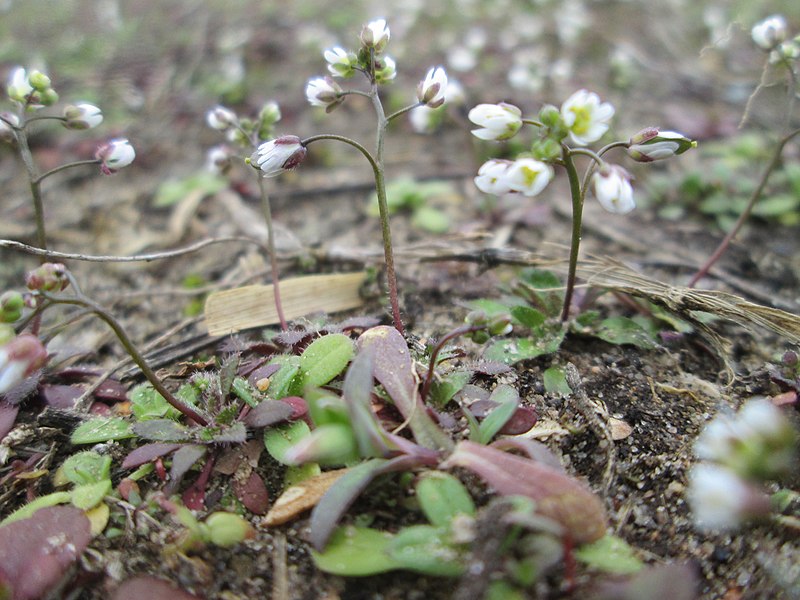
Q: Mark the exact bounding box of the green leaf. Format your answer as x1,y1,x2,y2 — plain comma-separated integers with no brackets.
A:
575,535,644,574
466,298,517,317
483,325,566,364
71,417,134,444
542,366,572,396
429,369,472,408
70,479,112,510
593,316,657,349
264,420,311,465
130,383,180,421
510,306,545,329
416,472,475,528
752,194,798,217
231,376,260,407
477,385,519,444
59,451,112,486
265,355,301,400
387,525,466,576
312,525,399,576
0,492,72,526
132,419,191,442
293,334,354,393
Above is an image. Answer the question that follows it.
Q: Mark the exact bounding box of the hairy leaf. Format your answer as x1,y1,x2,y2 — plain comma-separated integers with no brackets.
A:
264,420,311,465
243,399,294,428
122,443,182,470
71,417,134,444
477,384,519,444
416,472,475,528
293,333,354,393
132,419,190,442
312,525,398,576
387,524,466,576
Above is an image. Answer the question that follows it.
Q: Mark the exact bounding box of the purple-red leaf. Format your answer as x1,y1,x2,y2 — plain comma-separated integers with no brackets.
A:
112,576,202,600
0,401,19,441
442,440,608,544
234,471,270,515
0,505,91,600
165,444,206,496
357,326,452,451
243,399,294,428
40,384,82,409
122,443,182,470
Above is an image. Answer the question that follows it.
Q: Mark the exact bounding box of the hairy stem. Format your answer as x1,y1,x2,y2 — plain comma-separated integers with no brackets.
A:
688,127,800,287
257,176,287,330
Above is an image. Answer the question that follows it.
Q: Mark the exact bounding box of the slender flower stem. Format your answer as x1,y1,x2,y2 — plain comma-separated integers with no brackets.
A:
42,281,209,426
33,159,101,185
11,125,48,260
257,176,287,330
420,324,482,403
385,102,423,123
560,147,584,322
301,130,405,333
688,127,800,288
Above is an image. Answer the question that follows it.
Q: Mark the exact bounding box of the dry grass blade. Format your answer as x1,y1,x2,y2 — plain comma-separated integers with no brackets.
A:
204,272,367,336
576,256,800,345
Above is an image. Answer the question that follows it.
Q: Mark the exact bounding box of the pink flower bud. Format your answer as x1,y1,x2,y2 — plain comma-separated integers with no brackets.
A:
0,334,48,394
25,263,69,292
250,135,307,177
95,139,135,174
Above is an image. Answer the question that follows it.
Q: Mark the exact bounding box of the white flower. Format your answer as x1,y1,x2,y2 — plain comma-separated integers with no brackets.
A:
687,464,768,532
409,79,466,134
361,18,390,52
305,77,343,112
694,412,743,463
628,128,696,162
591,164,634,214
375,56,396,83
250,135,307,177
206,105,237,131
95,139,136,175
417,66,448,108
205,145,233,175
63,103,103,130
468,103,523,141
0,334,48,395
505,158,553,197
324,47,354,78
751,15,787,51
560,89,615,146
7,67,33,104
474,159,513,195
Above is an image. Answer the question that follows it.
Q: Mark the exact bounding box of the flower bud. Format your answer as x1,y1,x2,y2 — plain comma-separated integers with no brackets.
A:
360,18,390,53
468,103,523,141
203,512,255,547
206,105,237,131
25,263,69,292
305,76,344,112
417,66,448,108
259,101,281,127
205,145,233,175
465,310,489,328
531,138,563,162
249,135,307,177
324,47,356,78
63,103,103,130
0,333,48,394
770,41,800,64
591,164,635,214
487,314,513,336
538,104,562,129
28,70,51,91
751,15,787,51
0,291,24,323
7,67,33,104
95,139,135,174
374,56,396,83
628,128,696,162
39,88,59,107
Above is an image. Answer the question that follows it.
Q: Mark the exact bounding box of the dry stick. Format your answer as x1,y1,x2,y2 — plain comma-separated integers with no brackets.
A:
688,126,800,288
0,236,266,262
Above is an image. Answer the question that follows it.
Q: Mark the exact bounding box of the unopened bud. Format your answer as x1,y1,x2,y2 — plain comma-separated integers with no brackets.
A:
627,128,696,163
206,105,237,131
0,291,24,323
25,263,69,292
63,103,103,130
360,19,390,53
28,70,51,91
250,135,307,177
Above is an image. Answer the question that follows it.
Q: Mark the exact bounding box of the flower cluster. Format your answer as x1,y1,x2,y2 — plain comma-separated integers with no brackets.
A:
203,101,283,174
751,14,800,63
468,90,695,216
3,67,134,176
687,397,797,531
